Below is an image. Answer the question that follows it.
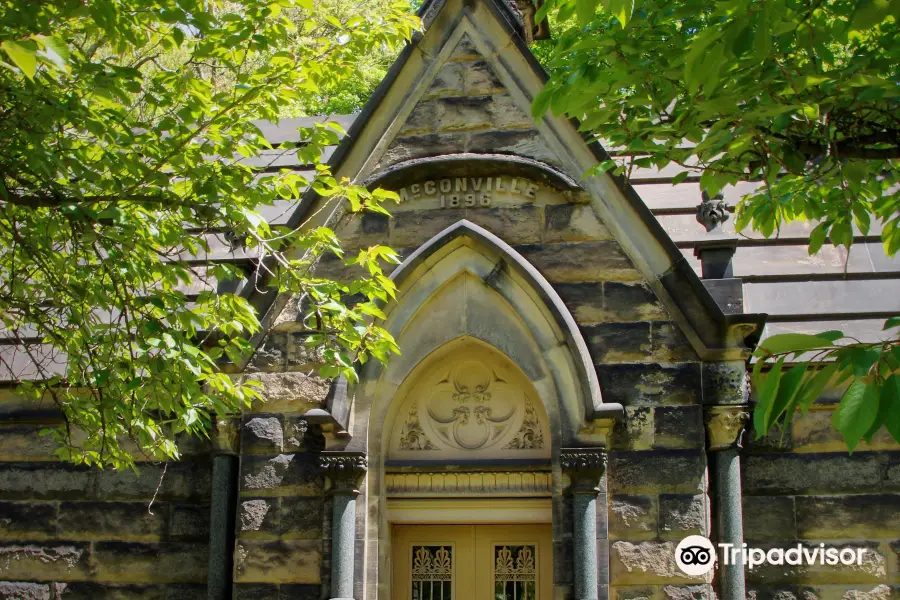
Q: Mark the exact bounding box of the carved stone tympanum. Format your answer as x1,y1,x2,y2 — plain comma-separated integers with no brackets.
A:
389,342,550,461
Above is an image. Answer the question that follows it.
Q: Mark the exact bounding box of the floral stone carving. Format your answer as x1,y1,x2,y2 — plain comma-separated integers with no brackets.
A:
389,345,550,460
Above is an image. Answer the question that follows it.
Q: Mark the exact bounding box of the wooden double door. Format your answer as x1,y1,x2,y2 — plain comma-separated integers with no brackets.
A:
392,524,552,600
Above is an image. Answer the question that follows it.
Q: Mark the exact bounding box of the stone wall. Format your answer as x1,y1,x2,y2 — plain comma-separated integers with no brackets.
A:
0,412,212,599
232,339,333,600
743,406,900,600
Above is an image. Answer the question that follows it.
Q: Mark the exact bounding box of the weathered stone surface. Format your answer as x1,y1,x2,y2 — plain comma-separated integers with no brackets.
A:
467,129,563,166
792,409,900,453
800,584,898,600
0,501,57,540
233,583,320,600
380,133,467,168
613,585,659,600
423,62,465,99
598,363,702,408
240,498,275,534
796,495,900,539
743,453,894,495
247,333,287,371
52,582,205,599
0,543,90,581
0,425,58,461
57,502,165,541
543,204,613,242
0,582,50,600
388,207,466,248
245,372,330,413
555,282,667,324
93,460,211,503
651,324,700,362
654,407,704,450
234,540,321,584
658,495,706,539
745,542,886,585
701,361,748,405
584,323,652,364
242,416,284,454
611,407,655,451
609,451,707,494
516,241,643,283
168,504,210,541
278,496,324,539
661,585,713,600
742,495,797,542
463,61,506,96
462,206,543,245
609,494,657,540
284,334,326,370
448,33,481,62
91,542,208,583
233,584,279,600
0,463,92,501
745,585,812,600
584,323,698,364
240,453,322,497
610,540,707,584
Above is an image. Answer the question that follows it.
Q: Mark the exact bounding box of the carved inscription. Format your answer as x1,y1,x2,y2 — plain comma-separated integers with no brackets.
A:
397,176,540,208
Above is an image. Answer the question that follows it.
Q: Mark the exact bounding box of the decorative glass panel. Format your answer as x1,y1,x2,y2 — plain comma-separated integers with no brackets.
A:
493,545,537,600
411,545,452,600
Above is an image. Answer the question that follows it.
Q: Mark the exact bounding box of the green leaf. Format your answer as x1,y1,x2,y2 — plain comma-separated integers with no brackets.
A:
796,363,838,412
808,222,829,255
770,363,808,423
884,317,900,330
1,40,37,80
608,0,635,26
755,333,835,357
881,375,900,443
833,380,879,452
576,0,600,26
672,171,691,185
849,0,894,31
754,357,785,436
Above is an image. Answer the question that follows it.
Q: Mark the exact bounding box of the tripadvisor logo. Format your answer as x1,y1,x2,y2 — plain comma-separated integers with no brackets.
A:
675,536,868,576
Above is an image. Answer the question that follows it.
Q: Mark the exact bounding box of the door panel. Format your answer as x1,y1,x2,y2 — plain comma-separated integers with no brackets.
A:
392,524,551,600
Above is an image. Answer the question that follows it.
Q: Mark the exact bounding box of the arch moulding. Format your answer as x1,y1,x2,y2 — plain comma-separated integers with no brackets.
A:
335,219,621,597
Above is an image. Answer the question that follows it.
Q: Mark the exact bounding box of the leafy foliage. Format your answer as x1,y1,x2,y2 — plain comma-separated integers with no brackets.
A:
534,0,899,446
752,322,900,451
0,0,417,470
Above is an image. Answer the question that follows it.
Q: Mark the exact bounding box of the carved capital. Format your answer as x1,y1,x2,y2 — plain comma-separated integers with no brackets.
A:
319,452,368,496
705,406,750,451
213,418,239,455
561,448,607,494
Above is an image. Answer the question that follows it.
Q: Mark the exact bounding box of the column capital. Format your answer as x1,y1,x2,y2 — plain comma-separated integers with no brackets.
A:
561,447,607,494
212,417,240,455
705,406,750,451
319,451,368,496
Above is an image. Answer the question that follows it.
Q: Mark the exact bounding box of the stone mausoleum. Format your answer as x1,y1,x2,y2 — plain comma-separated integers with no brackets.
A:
1,0,899,599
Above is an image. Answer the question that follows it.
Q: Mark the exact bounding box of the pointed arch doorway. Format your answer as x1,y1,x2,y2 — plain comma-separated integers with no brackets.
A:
384,338,554,600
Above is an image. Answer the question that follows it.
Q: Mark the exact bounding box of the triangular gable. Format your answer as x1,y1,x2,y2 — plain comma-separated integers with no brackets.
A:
243,0,765,365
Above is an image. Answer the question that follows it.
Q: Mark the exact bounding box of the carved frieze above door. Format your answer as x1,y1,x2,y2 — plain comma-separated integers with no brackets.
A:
387,341,550,462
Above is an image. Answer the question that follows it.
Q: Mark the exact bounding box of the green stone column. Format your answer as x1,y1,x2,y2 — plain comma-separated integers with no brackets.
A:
208,418,239,600
562,448,608,600
706,406,750,600
319,452,367,600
